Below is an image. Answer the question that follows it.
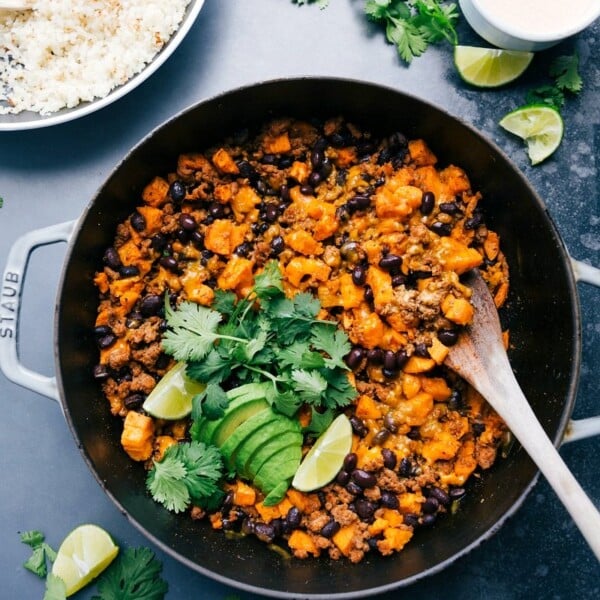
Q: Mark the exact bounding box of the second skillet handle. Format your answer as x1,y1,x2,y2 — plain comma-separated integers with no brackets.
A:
0,221,76,404
564,258,600,442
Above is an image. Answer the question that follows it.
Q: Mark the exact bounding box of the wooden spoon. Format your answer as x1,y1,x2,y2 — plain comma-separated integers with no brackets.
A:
445,269,600,560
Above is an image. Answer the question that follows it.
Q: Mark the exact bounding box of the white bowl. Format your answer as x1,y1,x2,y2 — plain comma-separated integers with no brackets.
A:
0,0,205,131
459,0,600,51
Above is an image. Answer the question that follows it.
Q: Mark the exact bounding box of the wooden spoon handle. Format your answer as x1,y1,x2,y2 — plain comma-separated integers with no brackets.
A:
472,352,600,560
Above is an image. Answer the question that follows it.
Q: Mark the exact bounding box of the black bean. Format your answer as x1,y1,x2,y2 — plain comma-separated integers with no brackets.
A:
179,213,197,231
321,520,341,538
254,179,268,195
234,242,253,257
382,367,397,379
336,470,350,486
311,147,324,169
464,213,484,230
254,523,276,543
346,481,363,496
430,221,452,236
261,153,276,165
155,353,171,370
347,194,370,212
278,156,293,169
373,429,390,446
190,231,205,247
421,514,437,527
175,228,190,244
399,457,413,477
319,159,333,179
378,254,402,274
124,394,145,409
395,349,409,369
343,452,358,472
438,328,459,346
335,204,351,223
264,203,279,223
300,184,314,196
382,448,397,470
391,274,407,287
351,265,367,286
383,350,397,371
103,247,121,270
270,236,285,256
150,233,167,252
286,506,301,528
208,202,226,219
340,241,366,264
236,160,257,181
119,265,140,278
140,294,163,317
448,389,463,411
439,201,463,215
367,348,384,365
449,487,466,500
380,490,399,509
420,191,435,215
383,412,398,434
351,469,377,489
92,364,109,381
403,514,420,528
414,343,430,358
308,172,321,188
350,415,368,437
130,212,146,232
429,486,451,506
169,180,186,202
355,498,376,520
97,334,116,349
345,347,365,370
406,427,420,440
422,497,439,514
159,256,178,272
280,184,291,203
94,325,112,338
241,518,255,536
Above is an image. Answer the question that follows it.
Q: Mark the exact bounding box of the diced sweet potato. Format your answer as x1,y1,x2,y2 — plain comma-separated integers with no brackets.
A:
332,523,359,557
374,184,422,219
136,205,164,235
217,256,254,292
408,139,437,166
285,230,323,256
355,394,382,420
204,220,249,256
339,273,363,309
421,431,462,463
289,161,309,183
286,489,322,513
233,481,256,506
420,376,452,401
121,411,154,461
153,435,176,461
288,530,320,558
378,528,413,555
284,257,331,288
391,391,433,427
441,294,474,325
403,355,436,374
263,132,292,154
433,237,482,275
428,337,449,365
365,266,393,310
212,148,240,175
141,176,170,207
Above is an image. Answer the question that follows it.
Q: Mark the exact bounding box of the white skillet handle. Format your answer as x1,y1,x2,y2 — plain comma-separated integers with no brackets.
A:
0,220,76,403
564,259,600,443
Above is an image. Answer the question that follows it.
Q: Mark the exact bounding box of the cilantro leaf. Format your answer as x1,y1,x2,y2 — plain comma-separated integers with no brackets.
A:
526,84,565,109
550,53,582,94
93,546,168,600
147,441,224,513
43,574,66,600
322,368,357,408
304,407,335,436
162,301,223,362
253,260,284,300
192,382,230,420
310,323,351,370
20,530,56,578
365,0,394,20
277,341,326,370
211,289,238,317
292,368,328,402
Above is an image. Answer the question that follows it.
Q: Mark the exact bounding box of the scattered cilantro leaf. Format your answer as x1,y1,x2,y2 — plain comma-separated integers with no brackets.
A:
310,324,351,370
20,530,56,578
550,53,582,94
146,441,224,513
93,546,168,600
526,84,565,109
43,574,66,600
366,0,459,63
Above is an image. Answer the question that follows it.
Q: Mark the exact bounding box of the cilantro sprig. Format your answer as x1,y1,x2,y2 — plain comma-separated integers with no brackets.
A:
20,530,57,578
526,52,583,110
365,0,459,63
146,441,225,513
162,261,357,425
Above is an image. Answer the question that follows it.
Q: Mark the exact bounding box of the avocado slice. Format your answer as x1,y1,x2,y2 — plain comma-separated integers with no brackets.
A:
234,416,299,476
245,430,303,480
196,391,268,445
263,480,292,506
219,408,281,468
211,398,269,447
254,453,302,494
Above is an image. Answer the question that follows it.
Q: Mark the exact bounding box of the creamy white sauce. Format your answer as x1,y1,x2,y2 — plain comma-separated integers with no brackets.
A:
477,0,597,36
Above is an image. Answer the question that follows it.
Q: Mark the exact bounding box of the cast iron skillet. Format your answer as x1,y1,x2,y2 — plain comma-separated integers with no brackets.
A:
8,78,590,597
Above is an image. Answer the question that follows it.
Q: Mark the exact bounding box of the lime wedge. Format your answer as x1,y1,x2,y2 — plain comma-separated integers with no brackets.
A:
499,105,564,165
291,414,352,492
142,361,205,420
454,45,533,88
51,524,119,596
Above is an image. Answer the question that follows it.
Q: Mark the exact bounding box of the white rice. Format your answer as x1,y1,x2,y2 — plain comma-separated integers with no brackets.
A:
0,0,191,115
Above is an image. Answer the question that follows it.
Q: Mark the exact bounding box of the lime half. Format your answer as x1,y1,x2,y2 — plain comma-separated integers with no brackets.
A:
454,45,533,88
291,414,352,492
499,105,564,165
51,524,119,597
142,361,205,420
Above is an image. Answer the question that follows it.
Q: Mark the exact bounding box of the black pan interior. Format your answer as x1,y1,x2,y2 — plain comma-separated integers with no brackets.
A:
55,78,580,598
